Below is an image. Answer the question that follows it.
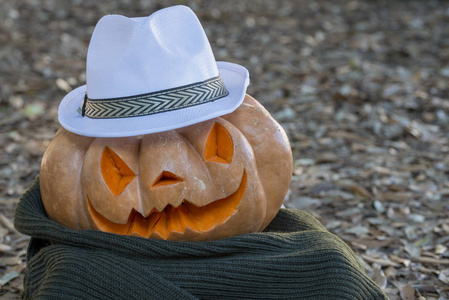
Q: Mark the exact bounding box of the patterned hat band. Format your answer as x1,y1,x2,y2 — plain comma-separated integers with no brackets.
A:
77,76,229,119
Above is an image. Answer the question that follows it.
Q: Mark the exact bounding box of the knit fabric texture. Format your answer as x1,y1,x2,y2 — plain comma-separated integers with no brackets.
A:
15,177,387,300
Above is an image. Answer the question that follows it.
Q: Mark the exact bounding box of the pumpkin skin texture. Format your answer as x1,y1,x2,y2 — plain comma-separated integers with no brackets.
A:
40,95,293,241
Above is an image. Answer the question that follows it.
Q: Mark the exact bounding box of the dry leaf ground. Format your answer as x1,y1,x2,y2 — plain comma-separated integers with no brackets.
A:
1,1,449,299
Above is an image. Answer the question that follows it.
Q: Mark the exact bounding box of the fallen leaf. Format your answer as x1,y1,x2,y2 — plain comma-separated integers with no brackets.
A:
438,269,449,284
55,78,72,93
22,103,45,120
349,183,371,199
404,241,421,258
389,254,411,267
411,257,449,265
362,254,400,267
371,264,387,289
0,214,15,231
0,270,19,287
399,283,415,300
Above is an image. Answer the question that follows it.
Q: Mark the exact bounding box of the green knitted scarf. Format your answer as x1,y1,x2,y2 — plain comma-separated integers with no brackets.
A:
14,178,387,300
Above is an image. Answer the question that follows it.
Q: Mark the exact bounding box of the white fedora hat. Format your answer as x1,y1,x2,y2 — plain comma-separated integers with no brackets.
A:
58,5,249,137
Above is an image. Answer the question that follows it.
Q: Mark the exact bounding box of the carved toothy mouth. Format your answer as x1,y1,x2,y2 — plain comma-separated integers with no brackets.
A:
87,171,247,239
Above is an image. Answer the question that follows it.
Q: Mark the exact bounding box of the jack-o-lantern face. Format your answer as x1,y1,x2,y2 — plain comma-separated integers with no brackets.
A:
40,95,293,241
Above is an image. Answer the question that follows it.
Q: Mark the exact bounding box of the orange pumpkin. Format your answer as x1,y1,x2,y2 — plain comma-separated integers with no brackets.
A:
40,95,292,241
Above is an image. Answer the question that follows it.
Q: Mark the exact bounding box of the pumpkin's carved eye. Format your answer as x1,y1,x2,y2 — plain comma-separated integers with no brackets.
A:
101,147,136,196
204,123,234,164
152,171,184,188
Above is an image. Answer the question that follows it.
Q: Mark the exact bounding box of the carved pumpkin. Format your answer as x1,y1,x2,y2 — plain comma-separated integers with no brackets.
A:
40,95,292,241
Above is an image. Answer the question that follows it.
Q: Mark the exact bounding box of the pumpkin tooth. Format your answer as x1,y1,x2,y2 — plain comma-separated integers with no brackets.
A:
126,211,136,236
166,206,182,235
152,210,169,239
175,204,195,231
128,210,145,237
145,210,162,236
173,205,186,233
182,202,202,231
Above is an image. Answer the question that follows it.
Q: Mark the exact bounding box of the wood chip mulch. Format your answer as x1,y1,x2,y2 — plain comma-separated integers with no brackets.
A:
1,1,448,299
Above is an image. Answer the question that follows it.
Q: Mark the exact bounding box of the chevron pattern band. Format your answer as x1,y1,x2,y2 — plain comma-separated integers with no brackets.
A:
77,76,229,119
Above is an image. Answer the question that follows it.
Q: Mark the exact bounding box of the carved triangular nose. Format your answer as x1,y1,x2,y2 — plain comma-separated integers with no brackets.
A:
152,171,184,188
139,130,214,214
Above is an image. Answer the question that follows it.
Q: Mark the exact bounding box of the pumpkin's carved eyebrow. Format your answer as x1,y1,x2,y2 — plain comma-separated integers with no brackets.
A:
204,123,234,164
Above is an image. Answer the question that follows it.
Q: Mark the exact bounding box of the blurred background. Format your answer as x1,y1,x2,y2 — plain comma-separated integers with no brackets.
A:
1,0,449,299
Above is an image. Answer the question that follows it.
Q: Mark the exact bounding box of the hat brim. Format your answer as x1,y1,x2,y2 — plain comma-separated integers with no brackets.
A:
58,62,249,137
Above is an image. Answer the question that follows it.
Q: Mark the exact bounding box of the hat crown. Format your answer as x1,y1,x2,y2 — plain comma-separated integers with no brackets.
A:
86,5,218,99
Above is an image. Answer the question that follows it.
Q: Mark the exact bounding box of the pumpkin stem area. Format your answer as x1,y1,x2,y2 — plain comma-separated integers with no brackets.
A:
204,123,234,164
88,171,247,240
101,147,136,196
